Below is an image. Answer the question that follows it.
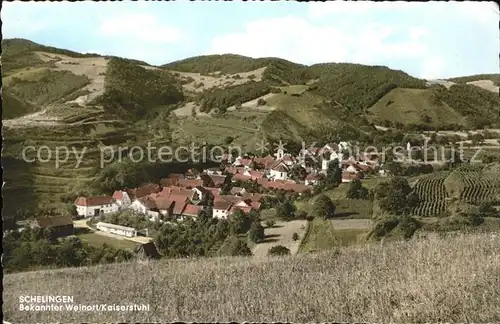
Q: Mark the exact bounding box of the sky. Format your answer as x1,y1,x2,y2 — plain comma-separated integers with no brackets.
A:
3,1,499,79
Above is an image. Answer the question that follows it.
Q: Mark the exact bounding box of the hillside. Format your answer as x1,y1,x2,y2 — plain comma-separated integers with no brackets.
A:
4,232,500,322
2,38,500,218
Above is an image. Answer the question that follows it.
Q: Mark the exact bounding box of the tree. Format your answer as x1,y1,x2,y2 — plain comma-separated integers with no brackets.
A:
267,245,291,256
375,177,418,215
275,201,296,220
292,232,299,241
230,209,252,234
248,221,265,243
326,159,342,185
312,195,336,219
346,179,369,199
289,165,307,182
220,174,233,195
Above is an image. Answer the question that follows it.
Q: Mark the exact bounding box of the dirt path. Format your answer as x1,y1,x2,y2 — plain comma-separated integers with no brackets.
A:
252,220,307,258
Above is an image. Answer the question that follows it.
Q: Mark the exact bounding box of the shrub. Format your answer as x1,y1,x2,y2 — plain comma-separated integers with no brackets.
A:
257,98,267,106
265,220,276,228
267,245,291,256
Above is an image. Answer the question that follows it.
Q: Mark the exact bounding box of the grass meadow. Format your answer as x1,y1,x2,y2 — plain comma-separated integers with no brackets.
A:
5,232,500,322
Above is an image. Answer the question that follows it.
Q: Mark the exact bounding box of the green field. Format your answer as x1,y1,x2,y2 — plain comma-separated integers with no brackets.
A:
298,218,338,253
368,88,467,128
75,232,139,250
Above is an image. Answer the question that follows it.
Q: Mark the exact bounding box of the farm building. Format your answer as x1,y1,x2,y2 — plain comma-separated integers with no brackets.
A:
74,196,119,218
96,222,137,237
135,242,161,259
112,190,132,208
32,215,74,238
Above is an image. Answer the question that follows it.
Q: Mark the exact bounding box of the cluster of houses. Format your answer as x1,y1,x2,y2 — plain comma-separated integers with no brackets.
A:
74,142,381,226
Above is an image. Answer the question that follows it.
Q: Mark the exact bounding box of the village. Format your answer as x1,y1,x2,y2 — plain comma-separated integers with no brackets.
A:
68,141,382,240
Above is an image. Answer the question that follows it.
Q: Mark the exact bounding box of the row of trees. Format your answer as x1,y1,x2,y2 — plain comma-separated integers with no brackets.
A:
3,227,135,273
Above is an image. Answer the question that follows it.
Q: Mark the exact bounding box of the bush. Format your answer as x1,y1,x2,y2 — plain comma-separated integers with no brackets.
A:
265,220,276,228
257,98,267,106
267,245,291,256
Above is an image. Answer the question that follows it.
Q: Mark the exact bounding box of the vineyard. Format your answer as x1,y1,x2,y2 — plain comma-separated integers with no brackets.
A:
412,201,447,217
412,172,450,201
410,172,449,217
410,168,500,216
444,170,500,204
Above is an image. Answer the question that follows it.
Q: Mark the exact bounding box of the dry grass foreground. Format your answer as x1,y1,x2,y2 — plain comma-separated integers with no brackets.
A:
4,232,500,322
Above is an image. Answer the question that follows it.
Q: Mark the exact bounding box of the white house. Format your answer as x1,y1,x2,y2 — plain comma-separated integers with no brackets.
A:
305,172,321,186
269,163,289,181
345,164,361,174
112,190,132,209
321,150,343,171
74,196,119,218
96,222,137,237
213,201,232,219
129,197,160,221
205,167,223,175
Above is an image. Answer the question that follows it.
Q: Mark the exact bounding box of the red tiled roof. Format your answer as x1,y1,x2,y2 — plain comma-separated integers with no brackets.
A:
233,173,252,182
172,200,188,215
242,193,266,202
127,183,161,199
160,178,178,187
138,196,157,209
182,204,202,217
154,198,174,210
305,172,320,180
208,175,227,186
213,201,232,210
112,190,124,200
250,201,261,210
342,172,360,181
254,155,276,168
74,196,115,207
204,187,221,196
256,178,270,185
246,170,265,179
284,183,311,193
238,158,253,166
177,178,203,188
218,195,246,204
